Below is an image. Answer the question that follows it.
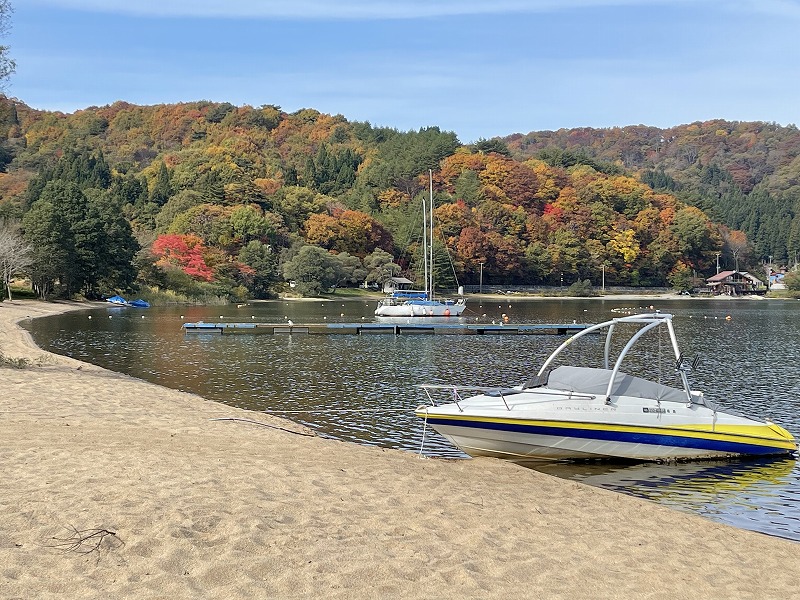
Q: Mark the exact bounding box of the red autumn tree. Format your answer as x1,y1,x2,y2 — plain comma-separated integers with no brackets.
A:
152,234,214,281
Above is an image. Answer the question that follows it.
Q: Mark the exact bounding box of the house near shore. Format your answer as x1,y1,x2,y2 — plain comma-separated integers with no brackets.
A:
704,270,766,296
382,276,414,294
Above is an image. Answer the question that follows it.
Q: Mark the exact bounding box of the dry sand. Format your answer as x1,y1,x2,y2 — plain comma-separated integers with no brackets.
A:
1,299,798,599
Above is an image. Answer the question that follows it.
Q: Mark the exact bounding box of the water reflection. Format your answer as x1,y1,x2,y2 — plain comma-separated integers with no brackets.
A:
22,297,800,540
533,456,800,541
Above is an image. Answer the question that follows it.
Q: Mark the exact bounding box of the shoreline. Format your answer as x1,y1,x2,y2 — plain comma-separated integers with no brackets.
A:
2,299,799,598
284,290,788,303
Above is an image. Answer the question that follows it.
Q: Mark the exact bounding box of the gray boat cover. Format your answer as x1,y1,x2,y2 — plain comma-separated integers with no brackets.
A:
545,366,689,404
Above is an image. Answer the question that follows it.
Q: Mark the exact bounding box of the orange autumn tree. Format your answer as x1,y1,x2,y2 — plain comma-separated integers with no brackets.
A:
304,209,393,257
152,234,214,281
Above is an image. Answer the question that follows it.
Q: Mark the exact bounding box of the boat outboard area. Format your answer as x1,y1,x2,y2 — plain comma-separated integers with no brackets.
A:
416,313,798,463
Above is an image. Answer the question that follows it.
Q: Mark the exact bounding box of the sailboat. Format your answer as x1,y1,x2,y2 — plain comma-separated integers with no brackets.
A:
375,171,466,317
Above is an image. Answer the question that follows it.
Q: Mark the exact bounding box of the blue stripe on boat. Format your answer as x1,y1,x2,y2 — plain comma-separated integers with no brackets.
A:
425,417,785,455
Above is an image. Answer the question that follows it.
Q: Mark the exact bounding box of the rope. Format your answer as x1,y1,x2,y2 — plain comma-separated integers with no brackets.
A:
260,408,411,414
433,226,462,291
418,412,430,458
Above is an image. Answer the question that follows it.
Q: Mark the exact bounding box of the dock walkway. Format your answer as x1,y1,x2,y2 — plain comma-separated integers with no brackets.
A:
182,322,589,336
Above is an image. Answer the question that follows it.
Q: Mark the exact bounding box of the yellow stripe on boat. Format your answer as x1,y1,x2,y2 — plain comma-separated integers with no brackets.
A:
415,411,798,451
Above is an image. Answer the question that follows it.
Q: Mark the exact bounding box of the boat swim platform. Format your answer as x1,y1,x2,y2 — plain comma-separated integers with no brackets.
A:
182,321,590,336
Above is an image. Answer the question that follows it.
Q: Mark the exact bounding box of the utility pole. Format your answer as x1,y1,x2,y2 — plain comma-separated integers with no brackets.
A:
601,263,605,295
479,262,484,294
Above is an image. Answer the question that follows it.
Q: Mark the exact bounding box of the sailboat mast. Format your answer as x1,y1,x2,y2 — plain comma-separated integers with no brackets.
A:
422,186,428,300
429,169,434,301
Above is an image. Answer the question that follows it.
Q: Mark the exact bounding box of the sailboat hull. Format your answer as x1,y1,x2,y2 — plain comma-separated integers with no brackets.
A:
375,299,466,317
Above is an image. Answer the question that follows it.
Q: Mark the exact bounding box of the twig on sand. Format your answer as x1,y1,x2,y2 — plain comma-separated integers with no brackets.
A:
48,525,124,557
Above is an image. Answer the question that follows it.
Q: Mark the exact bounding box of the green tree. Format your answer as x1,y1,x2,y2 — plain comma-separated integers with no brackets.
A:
273,186,328,232
26,149,112,205
112,172,149,208
88,191,139,296
205,102,236,123
363,248,401,287
23,181,138,298
238,240,277,298
150,161,172,206
281,245,342,296
453,170,484,206
22,194,72,298
784,270,800,292
154,189,205,233
671,206,716,261
667,262,693,291
303,143,361,196
360,127,460,195
473,138,511,157
567,279,594,296
229,205,275,246
334,252,367,287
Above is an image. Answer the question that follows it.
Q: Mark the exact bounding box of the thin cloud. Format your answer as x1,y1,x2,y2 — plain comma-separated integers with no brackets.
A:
734,0,800,18
27,0,679,20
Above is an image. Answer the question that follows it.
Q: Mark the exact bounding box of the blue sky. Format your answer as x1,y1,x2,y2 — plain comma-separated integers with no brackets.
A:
8,1,800,142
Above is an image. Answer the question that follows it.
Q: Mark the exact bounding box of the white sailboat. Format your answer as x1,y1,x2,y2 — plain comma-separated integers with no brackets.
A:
375,171,466,318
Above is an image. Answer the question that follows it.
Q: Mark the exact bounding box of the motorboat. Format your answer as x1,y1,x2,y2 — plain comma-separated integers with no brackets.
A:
416,313,797,462
375,171,465,318
127,299,150,308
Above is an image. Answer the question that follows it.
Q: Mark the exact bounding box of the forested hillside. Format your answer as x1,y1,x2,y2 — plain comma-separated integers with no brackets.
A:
0,97,787,301
506,120,800,266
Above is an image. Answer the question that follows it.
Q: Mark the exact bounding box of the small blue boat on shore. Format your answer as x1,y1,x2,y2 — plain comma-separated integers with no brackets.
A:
106,296,150,308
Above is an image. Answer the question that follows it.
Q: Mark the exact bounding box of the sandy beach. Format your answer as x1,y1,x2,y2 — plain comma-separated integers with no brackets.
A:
1,299,798,599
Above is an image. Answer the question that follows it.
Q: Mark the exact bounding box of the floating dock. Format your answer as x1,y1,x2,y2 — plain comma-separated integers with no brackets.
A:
182,322,589,336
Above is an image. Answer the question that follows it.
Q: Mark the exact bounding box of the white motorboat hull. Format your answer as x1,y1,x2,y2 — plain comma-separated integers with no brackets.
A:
417,390,797,463
424,420,795,463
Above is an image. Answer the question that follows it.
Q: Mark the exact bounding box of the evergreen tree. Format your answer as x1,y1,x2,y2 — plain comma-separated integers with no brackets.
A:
150,161,172,206
473,138,511,157
23,178,138,298
22,183,78,297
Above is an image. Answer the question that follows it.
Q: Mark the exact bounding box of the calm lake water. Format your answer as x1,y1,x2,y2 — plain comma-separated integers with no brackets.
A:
23,296,800,541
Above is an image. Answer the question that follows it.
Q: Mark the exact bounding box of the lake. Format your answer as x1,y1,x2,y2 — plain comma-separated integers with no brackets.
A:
23,296,800,541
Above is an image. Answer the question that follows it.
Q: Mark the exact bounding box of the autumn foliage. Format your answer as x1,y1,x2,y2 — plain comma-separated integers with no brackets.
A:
5,95,790,299
152,234,214,281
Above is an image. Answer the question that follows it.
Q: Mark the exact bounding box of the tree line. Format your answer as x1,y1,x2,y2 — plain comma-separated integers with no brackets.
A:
507,120,800,267
0,97,792,302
